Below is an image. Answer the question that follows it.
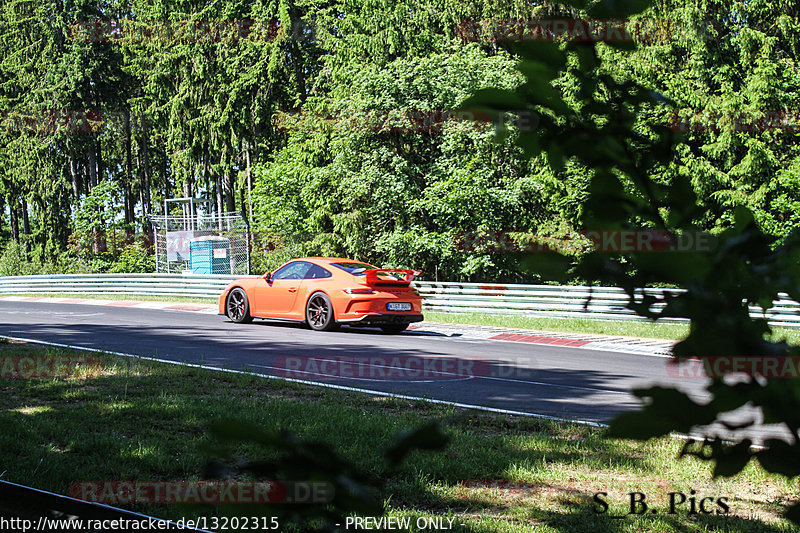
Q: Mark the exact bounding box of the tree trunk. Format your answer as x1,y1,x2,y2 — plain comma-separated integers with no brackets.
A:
140,115,152,229
57,187,70,250
224,172,235,213
203,148,211,216
136,145,144,228
88,141,102,252
21,200,31,257
96,138,103,183
69,152,80,198
9,199,19,242
215,172,223,229
245,140,253,223
21,200,30,236
124,110,134,225
87,144,97,191
21,200,31,254
162,152,169,214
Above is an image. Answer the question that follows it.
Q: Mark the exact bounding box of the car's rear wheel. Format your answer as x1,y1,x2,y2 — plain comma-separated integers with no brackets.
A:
380,324,409,334
226,288,253,324
306,292,338,331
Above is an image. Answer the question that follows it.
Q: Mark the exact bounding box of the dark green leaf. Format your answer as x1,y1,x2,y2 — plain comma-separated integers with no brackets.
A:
385,422,449,466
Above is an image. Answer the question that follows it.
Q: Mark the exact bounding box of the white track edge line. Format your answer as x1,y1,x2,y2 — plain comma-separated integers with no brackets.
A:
0,334,606,428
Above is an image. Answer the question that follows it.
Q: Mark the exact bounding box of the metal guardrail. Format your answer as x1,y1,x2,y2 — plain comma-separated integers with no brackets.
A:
1,274,799,328
0,480,209,532
412,281,800,329
0,273,256,298
413,281,682,322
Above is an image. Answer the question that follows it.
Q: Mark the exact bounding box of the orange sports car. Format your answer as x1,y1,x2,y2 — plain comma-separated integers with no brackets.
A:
219,257,424,333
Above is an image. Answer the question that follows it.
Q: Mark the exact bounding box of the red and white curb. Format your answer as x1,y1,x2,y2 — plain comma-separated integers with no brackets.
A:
407,322,675,357
1,296,675,356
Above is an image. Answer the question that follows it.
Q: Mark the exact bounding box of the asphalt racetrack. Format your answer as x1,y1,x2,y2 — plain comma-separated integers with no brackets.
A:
1,300,688,420
0,300,781,440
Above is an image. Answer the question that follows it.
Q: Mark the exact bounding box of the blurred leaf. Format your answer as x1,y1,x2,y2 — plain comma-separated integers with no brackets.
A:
757,439,800,478
200,418,448,529
603,40,637,51
588,0,654,18
520,253,573,283
712,440,753,477
607,387,715,438
208,419,283,446
461,88,527,111
385,421,449,466
508,42,567,70
786,502,800,525
681,438,754,478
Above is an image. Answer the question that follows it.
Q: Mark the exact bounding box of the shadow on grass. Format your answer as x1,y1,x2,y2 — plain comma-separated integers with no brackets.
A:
0,349,650,525
0,323,791,531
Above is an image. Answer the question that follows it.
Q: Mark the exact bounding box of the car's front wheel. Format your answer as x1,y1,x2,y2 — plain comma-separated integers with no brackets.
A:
306,292,338,331
380,324,409,334
226,288,253,324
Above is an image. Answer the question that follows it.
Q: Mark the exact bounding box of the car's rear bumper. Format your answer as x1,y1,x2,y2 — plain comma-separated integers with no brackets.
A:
337,313,424,325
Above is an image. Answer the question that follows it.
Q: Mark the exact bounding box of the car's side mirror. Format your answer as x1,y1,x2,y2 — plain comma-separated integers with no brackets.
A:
263,272,272,281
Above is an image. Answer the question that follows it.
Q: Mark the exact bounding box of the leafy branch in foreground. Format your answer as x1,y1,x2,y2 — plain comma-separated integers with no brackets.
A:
462,0,800,523
193,419,448,531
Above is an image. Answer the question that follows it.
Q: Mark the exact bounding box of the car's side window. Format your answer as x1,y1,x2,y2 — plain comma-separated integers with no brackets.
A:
272,261,312,280
305,264,332,279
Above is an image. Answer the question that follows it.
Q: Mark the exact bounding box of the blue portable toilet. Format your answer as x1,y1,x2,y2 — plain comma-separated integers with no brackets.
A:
189,236,231,274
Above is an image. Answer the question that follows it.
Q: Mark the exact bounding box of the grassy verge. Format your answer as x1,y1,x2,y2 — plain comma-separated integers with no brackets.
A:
422,312,689,340
0,339,797,532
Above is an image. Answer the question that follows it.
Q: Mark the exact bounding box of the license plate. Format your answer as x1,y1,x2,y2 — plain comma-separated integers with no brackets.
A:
387,302,412,311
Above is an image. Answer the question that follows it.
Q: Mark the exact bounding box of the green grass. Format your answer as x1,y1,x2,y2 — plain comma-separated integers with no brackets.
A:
0,339,797,532
423,312,690,340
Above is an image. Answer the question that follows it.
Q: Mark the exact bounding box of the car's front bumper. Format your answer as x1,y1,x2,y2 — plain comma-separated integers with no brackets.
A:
218,290,229,315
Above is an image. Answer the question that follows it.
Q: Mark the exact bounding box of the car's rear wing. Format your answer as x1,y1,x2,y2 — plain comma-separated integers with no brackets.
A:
364,269,421,285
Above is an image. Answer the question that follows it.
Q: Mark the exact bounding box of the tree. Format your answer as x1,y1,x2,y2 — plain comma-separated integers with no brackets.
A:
463,0,800,524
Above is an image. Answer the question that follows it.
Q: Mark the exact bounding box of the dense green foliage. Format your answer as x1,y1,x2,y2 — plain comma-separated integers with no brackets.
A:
0,0,798,282
464,0,800,524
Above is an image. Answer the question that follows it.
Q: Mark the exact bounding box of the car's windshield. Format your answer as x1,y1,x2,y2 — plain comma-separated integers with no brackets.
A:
330,262,377,275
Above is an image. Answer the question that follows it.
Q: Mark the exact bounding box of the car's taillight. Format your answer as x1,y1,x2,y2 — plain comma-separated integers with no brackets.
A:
344,288,375,294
